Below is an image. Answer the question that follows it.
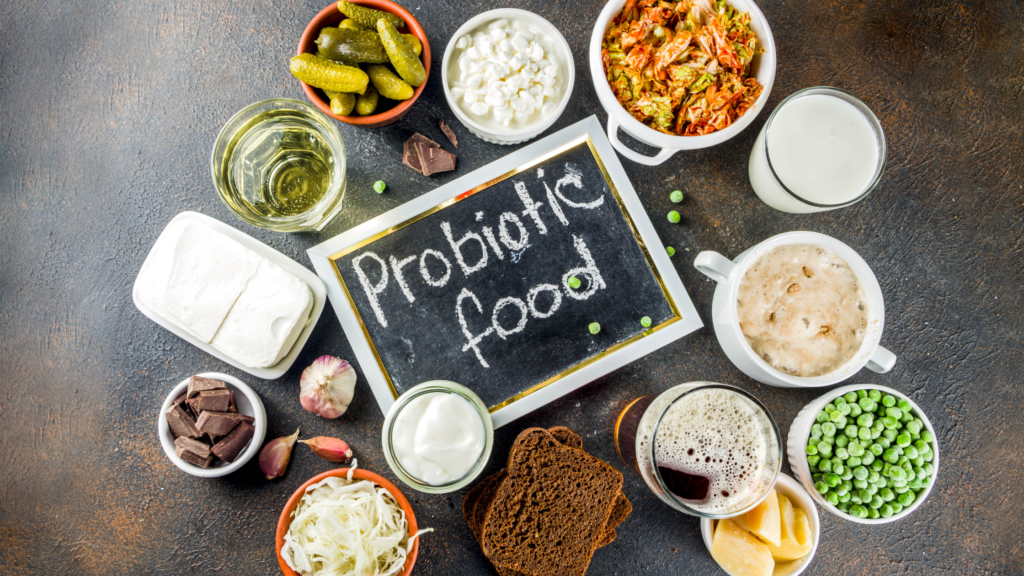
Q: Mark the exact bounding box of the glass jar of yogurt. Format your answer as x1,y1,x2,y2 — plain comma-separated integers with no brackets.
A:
382,381,494,493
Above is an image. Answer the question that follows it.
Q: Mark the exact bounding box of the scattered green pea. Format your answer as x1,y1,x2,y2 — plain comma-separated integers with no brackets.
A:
882,394,896,407
667,210,681,223
588,322,601,335
373,180,386,194
666,246,676,257
567,276,582,289
640,316,652,328
670,190,684,203
868,389,882,402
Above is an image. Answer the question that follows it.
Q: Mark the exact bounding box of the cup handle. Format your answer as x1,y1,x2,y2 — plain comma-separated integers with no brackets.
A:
866,345,897,373
693,251,736,284
607,116,678,166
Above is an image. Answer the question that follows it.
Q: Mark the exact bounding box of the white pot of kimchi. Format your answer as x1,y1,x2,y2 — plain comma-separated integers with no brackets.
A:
590,0,776,165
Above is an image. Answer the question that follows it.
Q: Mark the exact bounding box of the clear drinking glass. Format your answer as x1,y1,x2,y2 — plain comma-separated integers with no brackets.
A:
614,382,782,518
211,98,347,232
748,87,886,213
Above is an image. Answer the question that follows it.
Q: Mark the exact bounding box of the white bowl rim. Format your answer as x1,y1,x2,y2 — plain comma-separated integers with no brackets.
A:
699,473,821,576
789,383,940,524
441,8,575,138
588,0,777,149
157,372,268,478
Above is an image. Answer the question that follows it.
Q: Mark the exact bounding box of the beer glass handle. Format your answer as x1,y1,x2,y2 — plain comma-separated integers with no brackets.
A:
866,345,897,373
693,251,736,284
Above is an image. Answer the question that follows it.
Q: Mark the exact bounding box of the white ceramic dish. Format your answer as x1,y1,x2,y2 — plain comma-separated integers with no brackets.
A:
693,231,896,387
157,372,267,478
700,473,820,576
788,384,940,524
589,0,776,165
441,8,575,145
132,211,327,380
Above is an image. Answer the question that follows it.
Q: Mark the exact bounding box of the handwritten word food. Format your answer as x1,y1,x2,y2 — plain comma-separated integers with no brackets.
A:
710,489,814,576
465,428,631,576
402,133,457,176
737,244,867,377
299,355,357,419
165,375,256,468
281,467,432,576
601,0,763,136
349,163,607,367
805,389,937,520
260,428,300,480
136,219,313,369
292,1,425,118
448,18,563,129
391,391,485,484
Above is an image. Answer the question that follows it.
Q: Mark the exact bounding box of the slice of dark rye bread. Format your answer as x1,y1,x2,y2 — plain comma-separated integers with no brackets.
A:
480,428,624,576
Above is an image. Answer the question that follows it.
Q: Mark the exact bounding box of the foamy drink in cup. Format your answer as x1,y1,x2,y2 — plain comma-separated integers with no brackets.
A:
614,383,781,518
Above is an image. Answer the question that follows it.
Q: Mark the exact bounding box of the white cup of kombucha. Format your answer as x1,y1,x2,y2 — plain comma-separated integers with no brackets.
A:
748,87,886,213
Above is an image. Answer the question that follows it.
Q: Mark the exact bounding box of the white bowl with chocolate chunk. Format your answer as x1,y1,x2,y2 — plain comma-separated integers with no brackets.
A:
158,373,267,478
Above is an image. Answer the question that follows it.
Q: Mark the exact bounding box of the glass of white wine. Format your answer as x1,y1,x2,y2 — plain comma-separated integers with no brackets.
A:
212,98,347,232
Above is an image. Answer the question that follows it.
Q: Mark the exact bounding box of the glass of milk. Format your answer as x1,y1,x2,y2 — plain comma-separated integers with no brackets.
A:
748,87,886,213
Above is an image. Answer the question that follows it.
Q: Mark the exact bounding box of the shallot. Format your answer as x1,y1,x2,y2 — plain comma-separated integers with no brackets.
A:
259,428,300,480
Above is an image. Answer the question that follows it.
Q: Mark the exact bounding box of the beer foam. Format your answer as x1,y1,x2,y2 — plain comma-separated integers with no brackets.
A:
737,243,868,378
654,388,768,514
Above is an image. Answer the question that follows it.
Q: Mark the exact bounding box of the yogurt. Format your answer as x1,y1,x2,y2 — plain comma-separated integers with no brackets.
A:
391,391,485,485
446,18,564,131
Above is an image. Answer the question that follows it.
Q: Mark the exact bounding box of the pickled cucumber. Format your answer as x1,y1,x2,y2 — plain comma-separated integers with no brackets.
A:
377,20,425,87
337,1,404,30
338,18,364,31
290,53,369,94
324,90,357,115
355,86,379,115
316,27,389,64
366,64,414,100
403,33,422,57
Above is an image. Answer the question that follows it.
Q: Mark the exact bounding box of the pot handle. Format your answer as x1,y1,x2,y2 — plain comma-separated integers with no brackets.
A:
693,251,736,284
866,345,897,374
607,116,679,166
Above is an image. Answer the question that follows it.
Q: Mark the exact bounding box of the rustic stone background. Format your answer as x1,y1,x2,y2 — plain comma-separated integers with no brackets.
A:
1,0,1022,574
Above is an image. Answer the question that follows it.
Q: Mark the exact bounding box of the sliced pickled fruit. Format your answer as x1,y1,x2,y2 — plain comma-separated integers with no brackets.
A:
324,90,356,116
711,518,774,576
377,20,425,86
290,53,368,94
366,64,413,100
355,86,378,115
402,33,422,57
337,0,404,30
315,27,389,64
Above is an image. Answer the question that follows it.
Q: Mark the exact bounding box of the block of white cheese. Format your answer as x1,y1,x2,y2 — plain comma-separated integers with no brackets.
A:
136,218,313,368
211,259,313,368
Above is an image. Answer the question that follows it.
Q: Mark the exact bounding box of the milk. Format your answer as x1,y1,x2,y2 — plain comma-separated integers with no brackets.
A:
748,91,882,213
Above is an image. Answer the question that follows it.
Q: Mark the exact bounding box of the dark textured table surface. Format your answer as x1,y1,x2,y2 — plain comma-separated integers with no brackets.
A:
2,0,1022,574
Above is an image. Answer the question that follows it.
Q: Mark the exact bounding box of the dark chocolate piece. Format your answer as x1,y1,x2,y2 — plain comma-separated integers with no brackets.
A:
189,389,232,413
175,444,214,468
195,411,247,437
172,393,187,407
187,375,226,398
174,436,212,459
165,404,201,439
439,120,458,148
416,142,457,176
211,421,255,463
227,389,237,413
402,133,440,174
240,414,255,424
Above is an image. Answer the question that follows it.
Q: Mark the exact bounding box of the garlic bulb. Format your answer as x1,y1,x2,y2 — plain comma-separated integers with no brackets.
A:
300,356,357,419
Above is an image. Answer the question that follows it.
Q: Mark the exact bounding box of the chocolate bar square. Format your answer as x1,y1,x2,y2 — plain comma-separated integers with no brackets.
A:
195,411,247,437
188,389,232,413
165,404,201,439
187,376,227,398
211,421,255,463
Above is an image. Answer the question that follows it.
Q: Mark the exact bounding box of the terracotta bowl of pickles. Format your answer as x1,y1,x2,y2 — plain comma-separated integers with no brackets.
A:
296,0,431,128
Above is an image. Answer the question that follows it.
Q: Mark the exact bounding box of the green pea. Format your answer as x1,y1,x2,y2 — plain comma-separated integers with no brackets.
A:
838,500,852,513
853,479,868,490
868,389,882,402
911,432,922,442
869,443,884,456
905,420,922,435
830,411,844,424
857,389,868,399
666,246,676,257
858,488,872,502
837,403,852,416
849,403,862,417
818,458,832,473
848,442,865,457
871,459,884,472
826,491,839,505
667,210,680,223
888,466,907,481
883,448,899,464
836,447,849,460
859,397,875,411
883,429,898,441
867,483,878,496
807,454,821,467
923,450,934,463
882,394,896,407
886,406,903,420
896,434,912,448
836,435,850,448
824,473,841,487
924,463,934,476
880,487,895,501
882,417,899,430
858,428,872,441
841,468,854,480
817,442,832,457
853,466,869,480
900,411,914,424
670,190,684,203
825,403,837,412
567,276,582,289
875,476,888,488
640,316,653,329
805,444,818,456
914,439,930,455
373,180,386,193
836,483,850,497
891,502,904,515
816,411,830,423
895,398,911,411
814,481,829,494
868,507,880,519
844,425,859,438
898,491,916,507
877,437,892,449
856,414,873,428
835,415,848,429
870,495,884,509
822,422,837,437
848,456,862,467
850,493,862,504
880,504,894,517
908,478,924,490
870,427,882,440
834,396,847,406
912,456,925,467
831,457,842,468
862,452,875,466
904,445,919,460
812,473,823,483
833,463,846,476
894,484,909,494
588,322,601,334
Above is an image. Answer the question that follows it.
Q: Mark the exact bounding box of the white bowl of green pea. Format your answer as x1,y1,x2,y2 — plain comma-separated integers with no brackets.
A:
788,384,939,524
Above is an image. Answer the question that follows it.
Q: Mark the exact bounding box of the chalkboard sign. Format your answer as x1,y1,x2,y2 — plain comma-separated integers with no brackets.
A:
310,117,702,427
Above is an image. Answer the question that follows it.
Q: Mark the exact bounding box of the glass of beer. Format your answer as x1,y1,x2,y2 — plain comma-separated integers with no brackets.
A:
614,382,781,518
